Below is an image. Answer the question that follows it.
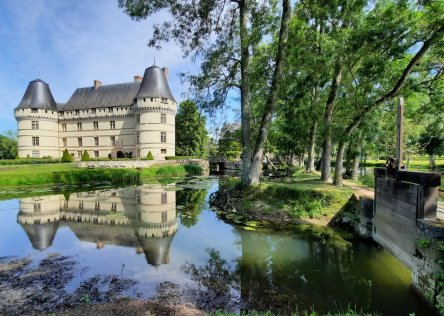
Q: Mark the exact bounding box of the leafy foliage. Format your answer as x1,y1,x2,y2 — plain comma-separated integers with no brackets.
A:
81,150,90,161
61,149,73,163
175,100,208,157
146,151,154,160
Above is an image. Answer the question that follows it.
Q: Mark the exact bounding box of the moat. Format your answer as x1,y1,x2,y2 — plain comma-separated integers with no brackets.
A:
0,177,437,315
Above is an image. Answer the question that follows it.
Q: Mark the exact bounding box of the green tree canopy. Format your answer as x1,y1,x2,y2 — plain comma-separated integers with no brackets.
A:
0,132,17,159
175,100,208,157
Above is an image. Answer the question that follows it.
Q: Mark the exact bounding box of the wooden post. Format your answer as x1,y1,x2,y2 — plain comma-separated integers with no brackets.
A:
396,97,404,170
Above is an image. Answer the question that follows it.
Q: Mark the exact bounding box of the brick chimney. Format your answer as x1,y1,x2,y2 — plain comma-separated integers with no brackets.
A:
162,67,169,78
134,75,142,82
93,80,102,90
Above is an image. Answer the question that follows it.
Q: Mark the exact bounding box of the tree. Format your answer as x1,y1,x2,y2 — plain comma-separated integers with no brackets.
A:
146,151,154,160
61,149,73,163
81,150,90,161
175,100,208,157
119,0,292,185
0,132,17,159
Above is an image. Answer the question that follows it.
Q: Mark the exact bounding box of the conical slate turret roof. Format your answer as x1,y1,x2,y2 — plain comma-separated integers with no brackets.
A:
20,221,59,250
16,79,58,111
136,65,175,102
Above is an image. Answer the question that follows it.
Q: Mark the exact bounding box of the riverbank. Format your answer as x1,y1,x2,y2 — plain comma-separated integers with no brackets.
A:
0,163,202,188
210,171,357,230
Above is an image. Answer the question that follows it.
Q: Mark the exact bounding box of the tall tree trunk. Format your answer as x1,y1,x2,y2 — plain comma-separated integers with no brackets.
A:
429,154,436,169
246,0,291,185
306,121,317,172
333,140,347,186
350,151,360,180
320,62,342,182
239,0,252,185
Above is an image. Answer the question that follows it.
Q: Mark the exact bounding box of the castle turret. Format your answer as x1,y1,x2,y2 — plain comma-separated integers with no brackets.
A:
133,66,176,159
14,79,59,158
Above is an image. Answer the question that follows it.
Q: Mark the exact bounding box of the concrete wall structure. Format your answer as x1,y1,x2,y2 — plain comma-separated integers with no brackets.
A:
15,65,176,160
372,168,443,310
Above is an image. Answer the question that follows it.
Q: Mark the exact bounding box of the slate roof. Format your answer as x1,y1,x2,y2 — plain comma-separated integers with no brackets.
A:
16,79,58,111
61,82,141,111
136,65,176,102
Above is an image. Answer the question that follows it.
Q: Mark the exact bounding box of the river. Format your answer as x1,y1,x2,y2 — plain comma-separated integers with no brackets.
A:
0,177,437,315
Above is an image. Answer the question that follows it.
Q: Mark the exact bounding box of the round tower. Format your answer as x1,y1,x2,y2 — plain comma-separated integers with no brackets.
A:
14,79,59,158
133,65,176,159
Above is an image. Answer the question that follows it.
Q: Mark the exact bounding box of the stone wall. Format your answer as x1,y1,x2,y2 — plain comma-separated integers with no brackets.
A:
373,168,442,310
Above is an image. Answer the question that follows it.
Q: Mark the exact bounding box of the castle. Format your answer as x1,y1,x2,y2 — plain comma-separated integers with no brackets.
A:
14,65,176,160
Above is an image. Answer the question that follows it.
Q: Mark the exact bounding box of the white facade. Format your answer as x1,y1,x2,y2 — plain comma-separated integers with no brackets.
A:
15,65,176,160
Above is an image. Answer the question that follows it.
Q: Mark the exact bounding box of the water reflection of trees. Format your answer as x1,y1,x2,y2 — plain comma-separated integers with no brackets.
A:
177,188,207,227
182,230,372,315
181,248,240,312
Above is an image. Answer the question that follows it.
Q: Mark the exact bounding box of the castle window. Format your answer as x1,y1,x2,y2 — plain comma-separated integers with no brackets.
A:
77,122,82,131
45,110,48,113
150,98,154,102
110,136,116,146
161,211,167,223
91,108,96,114
94,137,99,146
143,98,146,102
31,108,38,113
110,121,115,129
161,149,167,154
34,203,41,213
32,150,40,158
161,113,166,124
161,192,167,204
78,138,82,147
161,98,168,104
59,111,64,116
75,110,80,115
95,202,100,211
62,123,67,131
32,137,39,146
93,121,98,130
32,121,39,130
136,132,140,144
79,201,83,210
135,114,140,124
111,203,117,212
94,151,99,158
108,107,113,113
62,138,67,147
77,151,82,158
137,149,140,158
161,132,166,143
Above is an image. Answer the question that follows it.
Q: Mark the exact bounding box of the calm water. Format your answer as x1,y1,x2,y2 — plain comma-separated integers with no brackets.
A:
0,178,437,315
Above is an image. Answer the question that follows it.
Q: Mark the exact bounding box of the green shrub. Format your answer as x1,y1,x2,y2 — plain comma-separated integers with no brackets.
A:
184,164,203,175
61,149,73,163
146,151,154,160
81,150,90,161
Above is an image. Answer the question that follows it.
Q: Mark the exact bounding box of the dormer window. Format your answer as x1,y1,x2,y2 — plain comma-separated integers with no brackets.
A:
108,107,113,113
75,110,80,115
59,111,64,116
31,108,38,113
91,108,96,114
161,98,168,104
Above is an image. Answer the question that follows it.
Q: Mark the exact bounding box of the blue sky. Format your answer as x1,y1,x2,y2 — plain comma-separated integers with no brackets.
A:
0,0,209,134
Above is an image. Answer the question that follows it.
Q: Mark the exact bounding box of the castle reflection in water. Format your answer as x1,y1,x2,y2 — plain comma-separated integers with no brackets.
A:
17,185,177,267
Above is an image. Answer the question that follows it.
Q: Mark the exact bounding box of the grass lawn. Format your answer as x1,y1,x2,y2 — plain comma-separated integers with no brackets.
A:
221,169,353,220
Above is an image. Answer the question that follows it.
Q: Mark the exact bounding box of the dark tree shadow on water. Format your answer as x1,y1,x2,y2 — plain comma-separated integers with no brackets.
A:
181,248,240,312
